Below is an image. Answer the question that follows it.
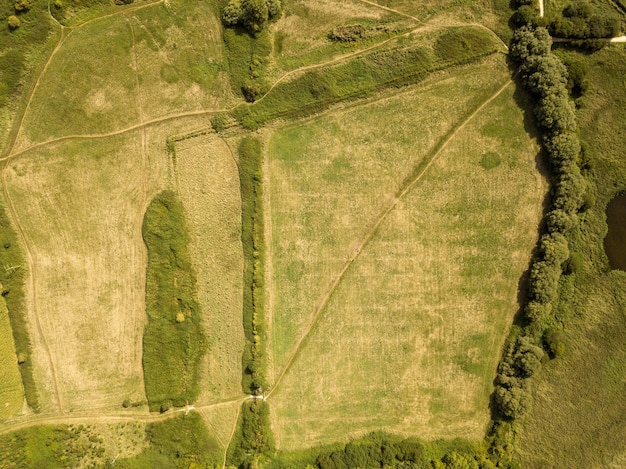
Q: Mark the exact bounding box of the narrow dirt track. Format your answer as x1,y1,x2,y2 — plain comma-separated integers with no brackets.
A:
266,77,515,399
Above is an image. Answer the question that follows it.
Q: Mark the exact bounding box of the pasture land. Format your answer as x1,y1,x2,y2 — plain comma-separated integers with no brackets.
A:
174,134,245,403
517,46,626,468
3,132,162,412
16,0,228,150
0,296,23,420
267,55,545,449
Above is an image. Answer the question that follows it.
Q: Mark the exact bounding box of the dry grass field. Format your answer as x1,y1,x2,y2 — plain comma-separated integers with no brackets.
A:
174,134,245,403
0,296,23,420
267,55,545,449
3,133,156,412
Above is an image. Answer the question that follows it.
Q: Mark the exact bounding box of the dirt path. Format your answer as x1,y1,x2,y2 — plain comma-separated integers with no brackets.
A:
265,76,515,399
539,0,544,17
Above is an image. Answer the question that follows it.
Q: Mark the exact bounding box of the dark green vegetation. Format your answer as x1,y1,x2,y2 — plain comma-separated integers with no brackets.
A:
231,27,498,129
0,200,38,410
603,193,626,270
0,424,104,468
266,433,494,469
223,26,272,101
222,0,282,34
237,137,268,395
142,190,207,412
0,413,220,468
227,400,274,468
116,413,222,468
516,43,626,467
0,0,51,109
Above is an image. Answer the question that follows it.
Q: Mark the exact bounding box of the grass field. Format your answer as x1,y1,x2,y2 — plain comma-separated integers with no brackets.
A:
174,134,245,403
16,0,229,149
266,55,545,449
3,133,154,412
517,45,626,468
0,295,23,420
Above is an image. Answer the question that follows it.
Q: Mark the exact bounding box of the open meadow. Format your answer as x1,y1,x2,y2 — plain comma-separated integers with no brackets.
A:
266,54,545,449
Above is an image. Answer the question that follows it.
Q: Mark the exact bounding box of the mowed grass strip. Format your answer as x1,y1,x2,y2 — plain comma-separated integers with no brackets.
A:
0,295,23,420
174,134,245,402
4,134,150,412
268,60,544,449
142,190,207,412
267,55,511,375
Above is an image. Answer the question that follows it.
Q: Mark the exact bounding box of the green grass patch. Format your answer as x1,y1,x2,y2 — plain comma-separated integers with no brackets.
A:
223,26,272,100
142,190,207,412
0,199,38,411
434,26,498,65
116,412,222,468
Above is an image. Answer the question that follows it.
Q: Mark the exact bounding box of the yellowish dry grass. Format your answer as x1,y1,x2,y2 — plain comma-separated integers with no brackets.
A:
267,56,545,450
3,132,159,412
174,134,245,403
0,296,24,420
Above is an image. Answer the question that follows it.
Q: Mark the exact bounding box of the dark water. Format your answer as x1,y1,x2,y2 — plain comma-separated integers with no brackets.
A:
604,194,626,270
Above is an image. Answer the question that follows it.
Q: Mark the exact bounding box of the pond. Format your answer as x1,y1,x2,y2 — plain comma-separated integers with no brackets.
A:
604,193,626,270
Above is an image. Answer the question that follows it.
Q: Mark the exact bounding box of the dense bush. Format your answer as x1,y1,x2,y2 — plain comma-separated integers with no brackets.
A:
549,2,620,38
222,0,282,34
223,27,271,101
227,400,274,468
238,138,268,395
142,190,207,411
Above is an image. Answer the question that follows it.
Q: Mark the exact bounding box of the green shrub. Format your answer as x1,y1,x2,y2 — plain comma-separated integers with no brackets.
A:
142,191,207,411
7,15,20,30
509,26,551,62
211,113,228,132
494,382,530,419
227,400,274,467
434,27,497,65
543,327,566,358
513,336,544,377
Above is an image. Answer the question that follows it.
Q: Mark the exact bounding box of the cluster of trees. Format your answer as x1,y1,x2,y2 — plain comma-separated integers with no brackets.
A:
222,0,282,34
228,400,274,468
550,1,620,39
491,22,590,425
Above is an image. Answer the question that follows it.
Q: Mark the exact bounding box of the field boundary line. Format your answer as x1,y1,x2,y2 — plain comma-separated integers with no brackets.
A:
266,76,515,399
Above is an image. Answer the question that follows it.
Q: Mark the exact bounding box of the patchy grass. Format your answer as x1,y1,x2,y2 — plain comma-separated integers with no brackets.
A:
0,295,23,420
4,133,154,412
271,0,415,71
517,45,626,469
142,190,207,411
267,55,545,450
174,134,245,403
